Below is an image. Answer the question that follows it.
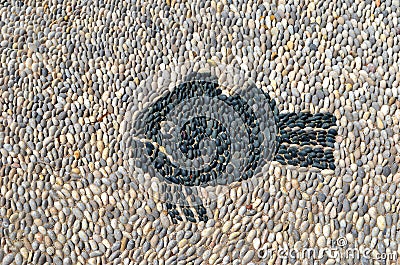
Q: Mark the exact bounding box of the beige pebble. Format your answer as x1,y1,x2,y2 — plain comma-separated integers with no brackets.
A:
201,227,214,237
394,173,400,184
376,117,384,129
377,216,386,230
287,41,294,50
222,221,232,233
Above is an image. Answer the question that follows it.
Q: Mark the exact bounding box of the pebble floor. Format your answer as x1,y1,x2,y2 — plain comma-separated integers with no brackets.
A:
1,0,400,264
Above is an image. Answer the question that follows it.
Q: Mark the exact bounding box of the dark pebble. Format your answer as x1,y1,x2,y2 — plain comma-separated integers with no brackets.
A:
312,162,325,169
318,192,327,202
382,166,391,177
